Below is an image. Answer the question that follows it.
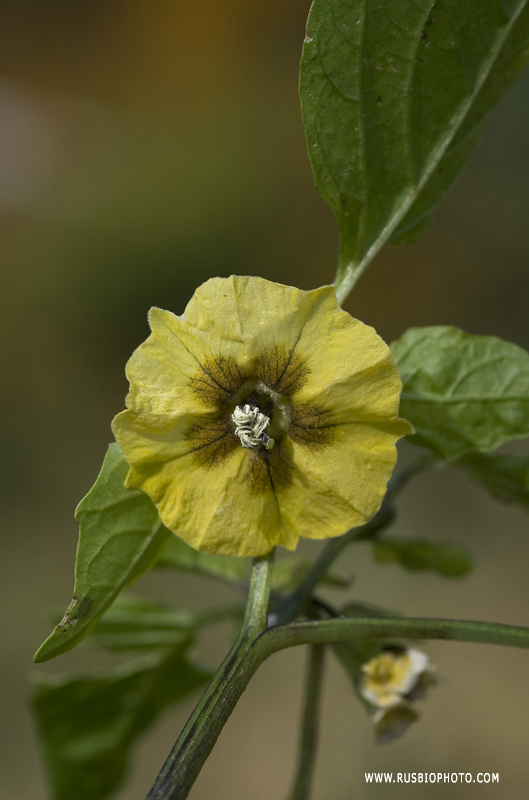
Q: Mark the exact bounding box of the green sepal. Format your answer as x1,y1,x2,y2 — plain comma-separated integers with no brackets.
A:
372,537,473,578
34,444,171,663
391,327,529,461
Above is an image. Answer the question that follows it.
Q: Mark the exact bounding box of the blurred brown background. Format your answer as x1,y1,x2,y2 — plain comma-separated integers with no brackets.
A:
1,1,529,798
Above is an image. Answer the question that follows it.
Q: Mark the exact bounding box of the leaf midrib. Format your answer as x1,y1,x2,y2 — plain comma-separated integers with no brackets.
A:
337,0,528,300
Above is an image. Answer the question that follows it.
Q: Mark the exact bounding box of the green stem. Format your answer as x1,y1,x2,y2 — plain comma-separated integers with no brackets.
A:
275,504,395,624
260,616,529,653
335,253,364,305
287,645,325,800
275,460,433,626
145,549,275,800
147,604,529,799
243,551,275,632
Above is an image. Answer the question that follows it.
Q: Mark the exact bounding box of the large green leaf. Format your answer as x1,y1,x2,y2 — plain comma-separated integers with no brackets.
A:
373,536,473,577
391,327,529,461
300,0,529,295
33,647,212,800
34,444,171,663
459,451,529,510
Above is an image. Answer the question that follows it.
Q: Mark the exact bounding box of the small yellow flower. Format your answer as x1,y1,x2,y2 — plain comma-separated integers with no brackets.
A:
359,647,436,743
360,648,432,709
112,276,412,556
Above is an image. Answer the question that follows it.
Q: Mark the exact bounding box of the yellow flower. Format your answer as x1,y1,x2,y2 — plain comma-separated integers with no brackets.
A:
360,648,433,710
112,276,412,557
359,647,437,743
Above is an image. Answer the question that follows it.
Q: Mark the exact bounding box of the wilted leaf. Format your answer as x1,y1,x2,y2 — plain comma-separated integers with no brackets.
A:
300,0,529,293
391,327,529,460
34,444,171,662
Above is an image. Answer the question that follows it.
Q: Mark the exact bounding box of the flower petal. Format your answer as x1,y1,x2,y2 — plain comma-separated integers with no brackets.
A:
112,409,234,466
124,307,249,417
287,421,407,539
113,277,413,556
185,276,332,360
290,302,411,425
125,446,300,557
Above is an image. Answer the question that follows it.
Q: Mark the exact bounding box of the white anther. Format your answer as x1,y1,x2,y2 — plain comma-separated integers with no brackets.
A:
232,404,275,450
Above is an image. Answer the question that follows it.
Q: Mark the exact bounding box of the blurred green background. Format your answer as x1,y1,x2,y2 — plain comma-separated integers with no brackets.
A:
1,1,529,798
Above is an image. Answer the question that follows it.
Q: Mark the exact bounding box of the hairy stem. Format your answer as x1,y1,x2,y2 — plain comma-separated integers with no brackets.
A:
287,644,326,800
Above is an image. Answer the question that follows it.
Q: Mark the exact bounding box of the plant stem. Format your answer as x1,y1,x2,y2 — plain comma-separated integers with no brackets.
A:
287,645,325,800
146,541,529,800
335,254,364,305
260,616,529,653
274,504,395,625
145,549,275,800
243,551,275,632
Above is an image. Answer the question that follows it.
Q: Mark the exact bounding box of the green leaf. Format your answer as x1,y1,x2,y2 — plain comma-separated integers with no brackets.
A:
34,444,171,663
391,327,529,461
300,0,529,297
84,594,196,652
33,648,212,800
458,451,529,510
155,534,248,584
372,536,473,577
82,593,243,652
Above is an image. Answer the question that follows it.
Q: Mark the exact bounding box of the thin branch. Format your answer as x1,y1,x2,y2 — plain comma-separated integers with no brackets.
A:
287,644,326,800
273,504,395,625
260,616,529,655
145,550,275,800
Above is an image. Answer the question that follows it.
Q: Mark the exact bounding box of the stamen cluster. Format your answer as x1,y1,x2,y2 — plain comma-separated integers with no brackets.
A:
232,404,275,450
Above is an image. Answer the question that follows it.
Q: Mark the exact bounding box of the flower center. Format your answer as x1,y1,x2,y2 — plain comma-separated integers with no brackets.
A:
232,404,275,450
